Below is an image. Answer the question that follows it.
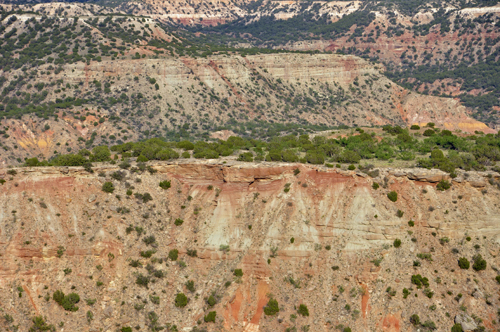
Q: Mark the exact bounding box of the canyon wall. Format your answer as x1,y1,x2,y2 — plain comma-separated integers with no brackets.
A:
1,161,500,331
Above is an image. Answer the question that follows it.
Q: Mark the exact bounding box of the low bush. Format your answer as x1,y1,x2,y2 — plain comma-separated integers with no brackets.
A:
264,298,279,316
458,257,470,269
411,274,429,289
204,311,216,323
102,182,114,193
53,291,80,311
472,254,487,271
387,191,398,202
393,239,401,248
297,304,309,316
175,293,188,307
410,314,420,326
436,180,451,191
169,249,179,261
159,180,171,189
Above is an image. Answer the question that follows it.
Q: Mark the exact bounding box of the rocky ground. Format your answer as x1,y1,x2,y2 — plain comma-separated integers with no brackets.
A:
1,161,500,331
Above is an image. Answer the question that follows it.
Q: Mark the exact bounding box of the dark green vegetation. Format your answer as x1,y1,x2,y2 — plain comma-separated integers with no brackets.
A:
52,290,80,312
24,126,500,178
263,298,280,316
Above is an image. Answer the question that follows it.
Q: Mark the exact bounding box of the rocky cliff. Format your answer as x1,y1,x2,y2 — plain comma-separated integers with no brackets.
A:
1,161,500,331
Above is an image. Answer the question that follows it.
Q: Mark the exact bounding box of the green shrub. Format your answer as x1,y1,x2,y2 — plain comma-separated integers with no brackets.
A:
159,180,171,189
437,180,451,191
411,274,429,289
175,293,188,307
207,295,216,307
396,209,404,218
204,311,216,323
410,125,420,130
264,298,279,316
29,316,54,331
440,237,450,245
234,269,243,277
185,280,195,293
238,152,253,162
297,304,309,316
102,182,114,193
143,235,156,245
472,254,487,271
348,164,355,170
372,182,379,190
410,314,420,326
169,249,179,261
496,275,500,284
121,327,133,332
177,141,195,150
174,218,184,226
55,292,80,312
136,274,150,288
187,249,197,257
458,257,470,269
290,237,295,243
140,250,155,258
387,191,398,202
137,155,148,162
393,239,401,248
423,288,434,298
53,290,65,305
408,220,414,227
451,323,463,332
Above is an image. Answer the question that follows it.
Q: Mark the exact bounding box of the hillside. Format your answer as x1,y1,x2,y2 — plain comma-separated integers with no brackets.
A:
103,0,500,128
0,3,494,165
1,161,500,331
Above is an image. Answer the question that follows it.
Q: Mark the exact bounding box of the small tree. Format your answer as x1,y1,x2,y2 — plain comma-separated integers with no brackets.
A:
175,293,188,308
159,180,171,189
472,254,487,271
387,191,398,202
169,249,179,261
204,311,216,323
207,295,216,307
298,304,309,316
436,180,451,191
264,298,279,316
458,257,470,269
410,314,420,326
102,182,114,193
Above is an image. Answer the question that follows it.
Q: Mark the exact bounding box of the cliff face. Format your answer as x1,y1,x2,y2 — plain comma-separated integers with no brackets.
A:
1,162,500,331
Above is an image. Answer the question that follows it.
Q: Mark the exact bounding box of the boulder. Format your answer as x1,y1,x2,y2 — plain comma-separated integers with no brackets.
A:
407,169,448,182
88,194,97,203
455,313,478,331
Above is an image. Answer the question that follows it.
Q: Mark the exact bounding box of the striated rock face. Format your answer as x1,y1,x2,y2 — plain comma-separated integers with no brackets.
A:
1,161,500,331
